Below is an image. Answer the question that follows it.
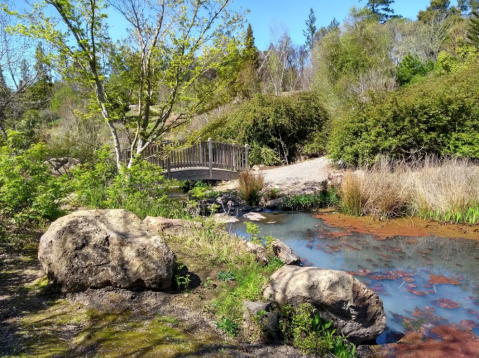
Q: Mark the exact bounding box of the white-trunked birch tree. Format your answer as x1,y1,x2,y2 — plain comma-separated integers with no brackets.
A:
5,0,244,168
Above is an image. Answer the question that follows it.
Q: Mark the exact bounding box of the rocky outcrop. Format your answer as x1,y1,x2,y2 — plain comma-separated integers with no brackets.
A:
271,240,301,266
38,209,175,293
44,157,81,176
263,265,386,344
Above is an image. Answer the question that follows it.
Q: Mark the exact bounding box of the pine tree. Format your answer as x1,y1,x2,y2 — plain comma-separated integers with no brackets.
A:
458,0,479,15
327,18,340,32
468,10,479,48
362,0,395,22
303,8,317,50
244,23,259,68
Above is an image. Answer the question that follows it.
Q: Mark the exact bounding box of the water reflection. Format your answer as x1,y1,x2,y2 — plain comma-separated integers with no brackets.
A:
235,212,479,343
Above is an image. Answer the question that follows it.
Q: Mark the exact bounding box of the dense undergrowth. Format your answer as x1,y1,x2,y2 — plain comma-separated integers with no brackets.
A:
329,66,479,166
197,93,330,165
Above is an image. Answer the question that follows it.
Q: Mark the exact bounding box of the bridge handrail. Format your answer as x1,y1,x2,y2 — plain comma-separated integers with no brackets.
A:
120,138,249,179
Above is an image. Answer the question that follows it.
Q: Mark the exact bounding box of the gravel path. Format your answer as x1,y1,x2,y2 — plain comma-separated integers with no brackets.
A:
261,157,332,195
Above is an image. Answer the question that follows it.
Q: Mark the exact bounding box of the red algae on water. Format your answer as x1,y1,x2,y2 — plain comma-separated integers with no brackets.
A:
387,325,479,358
428,274,461,285
431,298,461,309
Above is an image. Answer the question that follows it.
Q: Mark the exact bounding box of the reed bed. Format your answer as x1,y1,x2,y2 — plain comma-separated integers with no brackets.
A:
339,157,479,224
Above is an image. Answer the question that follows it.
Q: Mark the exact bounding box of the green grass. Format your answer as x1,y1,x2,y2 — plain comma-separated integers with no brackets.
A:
418,206,479,225
280,189,339,211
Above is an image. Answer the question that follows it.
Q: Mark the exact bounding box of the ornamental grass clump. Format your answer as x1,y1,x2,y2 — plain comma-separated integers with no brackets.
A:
409,157,479,224
339,156,479,224
238,170,264,205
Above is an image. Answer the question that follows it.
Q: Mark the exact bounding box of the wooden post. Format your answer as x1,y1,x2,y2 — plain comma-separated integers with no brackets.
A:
166,156,171,180
208,138,213,179
232,144,237,171
245,144,249,170
198,138,202,167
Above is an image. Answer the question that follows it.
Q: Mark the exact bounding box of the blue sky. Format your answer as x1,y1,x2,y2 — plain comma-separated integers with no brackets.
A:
232,0,445,50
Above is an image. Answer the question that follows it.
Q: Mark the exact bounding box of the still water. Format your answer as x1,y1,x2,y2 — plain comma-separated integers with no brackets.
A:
235,212,479,343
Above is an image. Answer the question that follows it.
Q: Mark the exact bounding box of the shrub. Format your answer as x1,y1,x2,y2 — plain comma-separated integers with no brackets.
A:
329,65,479,166
280,303,356,357
238,170,264,205
281,189,339,211
0,139,65,241
198,93,329,165
71,147,181,219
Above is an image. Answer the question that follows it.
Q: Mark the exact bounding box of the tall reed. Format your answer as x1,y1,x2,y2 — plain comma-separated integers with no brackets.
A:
238,170,264,205
339,157,479,224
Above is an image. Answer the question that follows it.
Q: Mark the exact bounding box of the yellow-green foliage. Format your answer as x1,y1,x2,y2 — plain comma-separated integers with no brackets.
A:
329,65,479,166
197,93,330,165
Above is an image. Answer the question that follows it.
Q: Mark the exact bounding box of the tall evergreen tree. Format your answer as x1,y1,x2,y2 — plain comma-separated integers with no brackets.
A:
458,0,479,14
303,8,317,50
328,18,340,32
417,0,459,21
467,10,479,48
25,43,53,110
244,23,259,68
362,0,395,22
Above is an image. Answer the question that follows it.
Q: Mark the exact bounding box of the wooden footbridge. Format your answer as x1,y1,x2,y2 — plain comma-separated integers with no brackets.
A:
121,138,249,181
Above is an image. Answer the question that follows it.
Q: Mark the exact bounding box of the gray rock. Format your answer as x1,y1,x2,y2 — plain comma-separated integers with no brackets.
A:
243,212,266,222
213,213,240,224
243,300,278,342
143,216,200,236
264,197,287,209
38,209,175,293
243,241,268,266
242,205,253,212
44,157,81,176
263,265,386,344
251,207,263,212
271,240,301,265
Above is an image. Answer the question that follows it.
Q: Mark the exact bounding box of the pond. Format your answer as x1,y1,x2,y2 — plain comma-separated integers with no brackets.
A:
235,212,479,344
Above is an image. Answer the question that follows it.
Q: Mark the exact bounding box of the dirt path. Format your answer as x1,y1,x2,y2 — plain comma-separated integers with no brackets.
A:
216,157,334,195
261,157,332,194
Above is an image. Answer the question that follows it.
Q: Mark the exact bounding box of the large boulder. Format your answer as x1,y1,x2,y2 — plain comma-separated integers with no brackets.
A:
263,265,386,344
39,209,176,293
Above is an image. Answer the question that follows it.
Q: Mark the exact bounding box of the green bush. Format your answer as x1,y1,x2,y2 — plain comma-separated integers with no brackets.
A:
280,303,356,357
329,65,479,166
71,147,181,219
0,138,65,240
198,93,329,165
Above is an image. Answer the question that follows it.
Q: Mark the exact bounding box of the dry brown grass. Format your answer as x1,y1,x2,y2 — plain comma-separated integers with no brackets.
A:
238,170,264,205
339,157,479,223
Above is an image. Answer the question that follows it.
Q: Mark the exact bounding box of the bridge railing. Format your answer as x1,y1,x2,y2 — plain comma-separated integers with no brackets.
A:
121,138,249,179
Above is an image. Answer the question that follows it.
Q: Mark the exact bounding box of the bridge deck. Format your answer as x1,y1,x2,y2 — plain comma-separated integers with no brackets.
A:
168,167,239,181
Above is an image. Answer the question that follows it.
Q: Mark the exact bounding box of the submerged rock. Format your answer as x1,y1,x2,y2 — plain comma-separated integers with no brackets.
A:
39,209,175,293
263,265,386,344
